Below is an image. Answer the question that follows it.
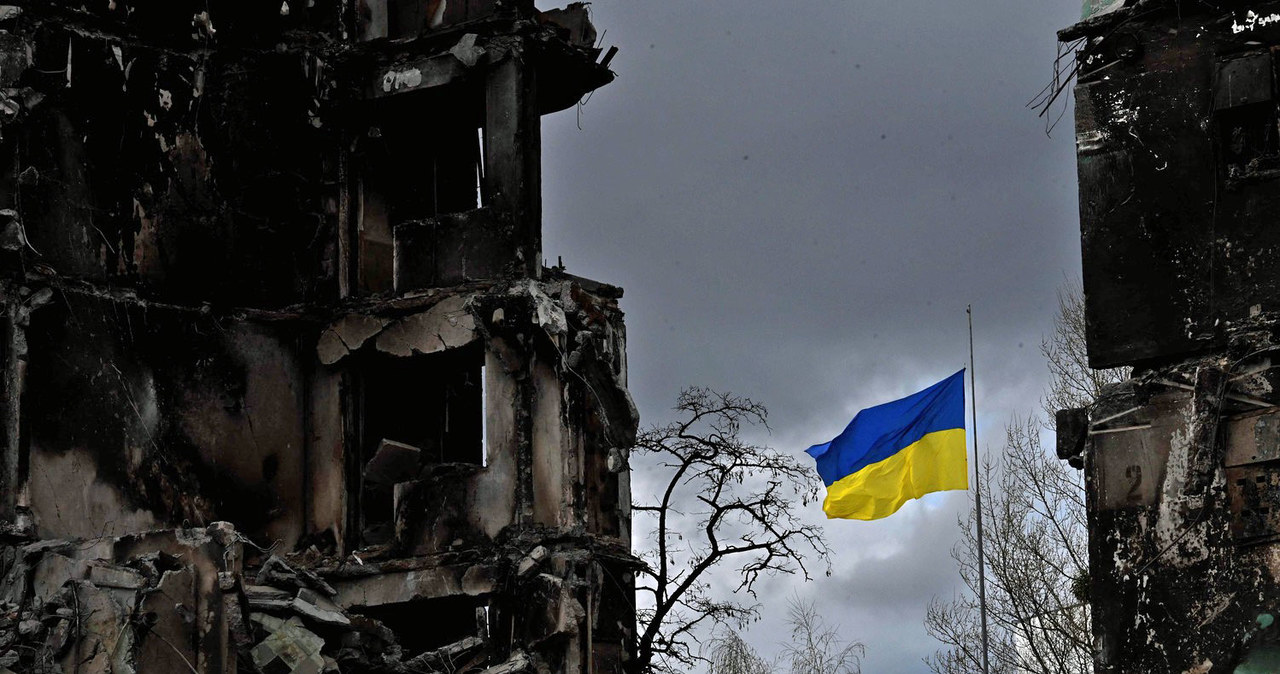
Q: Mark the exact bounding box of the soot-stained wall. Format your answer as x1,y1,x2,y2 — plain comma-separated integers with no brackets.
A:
1065,2,1280,672
0,2,638,672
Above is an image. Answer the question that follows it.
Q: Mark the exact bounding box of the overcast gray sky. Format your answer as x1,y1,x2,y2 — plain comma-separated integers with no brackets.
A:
541,1,1084,670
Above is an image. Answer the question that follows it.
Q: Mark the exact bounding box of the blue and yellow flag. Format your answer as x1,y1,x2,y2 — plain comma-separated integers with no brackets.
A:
805,370,968,520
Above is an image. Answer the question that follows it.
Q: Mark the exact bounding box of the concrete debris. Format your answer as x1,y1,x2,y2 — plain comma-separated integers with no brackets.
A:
450,34,488,68
258,555,338,598
482,650,533,674
289,595,352,628
0,518,31,542
85,560,146,589
539,3,598,48
375,295,478,357
252,617,327,674
404,635,485,670
317,314,390,366
364,439,423,487
516,546,548,578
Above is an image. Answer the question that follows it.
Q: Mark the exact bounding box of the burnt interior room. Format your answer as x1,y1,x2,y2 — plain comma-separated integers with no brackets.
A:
356,82,486,295
354,343,485,544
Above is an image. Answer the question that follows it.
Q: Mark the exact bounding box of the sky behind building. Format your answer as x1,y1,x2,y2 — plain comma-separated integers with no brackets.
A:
541,1,1084,670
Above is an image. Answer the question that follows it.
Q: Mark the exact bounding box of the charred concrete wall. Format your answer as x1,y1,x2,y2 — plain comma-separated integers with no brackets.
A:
0,2,636,673
1063,2,1280,671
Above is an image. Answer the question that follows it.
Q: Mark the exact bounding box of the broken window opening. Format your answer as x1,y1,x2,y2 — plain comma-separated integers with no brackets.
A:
351,595,490,656
1214,51,1280,179
1219,101,1280,178
355,83,486,295
356,342,486,545
358,0,499,41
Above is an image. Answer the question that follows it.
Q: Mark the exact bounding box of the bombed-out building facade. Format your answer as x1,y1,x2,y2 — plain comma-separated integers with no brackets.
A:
1059,0,1280,670
0,2,639,673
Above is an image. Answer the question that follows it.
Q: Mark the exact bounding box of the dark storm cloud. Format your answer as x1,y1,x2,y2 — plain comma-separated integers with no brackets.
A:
541,0,1085,670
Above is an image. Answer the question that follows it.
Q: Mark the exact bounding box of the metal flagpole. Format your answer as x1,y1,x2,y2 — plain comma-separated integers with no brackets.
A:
967,305,990,674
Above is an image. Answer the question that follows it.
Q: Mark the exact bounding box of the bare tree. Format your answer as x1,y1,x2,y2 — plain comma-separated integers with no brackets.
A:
708,595,864,674
924,283,1126,674
780,595,864,674
708,630,775,674
629,388,829,674
1041,285,1130,421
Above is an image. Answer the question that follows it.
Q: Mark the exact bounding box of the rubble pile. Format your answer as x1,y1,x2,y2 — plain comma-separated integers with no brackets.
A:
0,522,633,673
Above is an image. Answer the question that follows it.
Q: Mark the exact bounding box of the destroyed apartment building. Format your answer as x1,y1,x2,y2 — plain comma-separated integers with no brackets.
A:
1058,0,1280,670
0,2,639,673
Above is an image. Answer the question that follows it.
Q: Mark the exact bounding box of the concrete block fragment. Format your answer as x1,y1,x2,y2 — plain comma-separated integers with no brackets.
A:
405,635,485,670
539,3,597,47
249,596,294,612
449,33,486,67
21,540,71,559
316,330,348,366
525,573,583,643
257,556,337,597
363,439,422,487
289,596,351,628
135,568,197,673
481,650,532,674
516,545,548,578
30,553,81,607
252,641,283,670
332,564,497,609
318,314,389,365
58,582,129,674
296,587,344,614
251,612,288,633
294,654,325,674
247,584,293,600
44,618,71,655
207,520,237,547
0,548,26,606
252,617,327,674
375,295,476,357
86,561,146,589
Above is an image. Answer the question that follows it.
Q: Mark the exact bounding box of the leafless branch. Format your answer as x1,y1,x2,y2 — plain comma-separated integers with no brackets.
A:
630,388,829,673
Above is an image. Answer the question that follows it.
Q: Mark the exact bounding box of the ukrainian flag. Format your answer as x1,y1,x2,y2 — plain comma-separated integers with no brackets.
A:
805,370,968,520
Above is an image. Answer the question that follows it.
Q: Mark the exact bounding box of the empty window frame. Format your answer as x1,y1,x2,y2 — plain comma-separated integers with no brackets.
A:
1214,51,1280,178
354,83,486,295
355,343,486,544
